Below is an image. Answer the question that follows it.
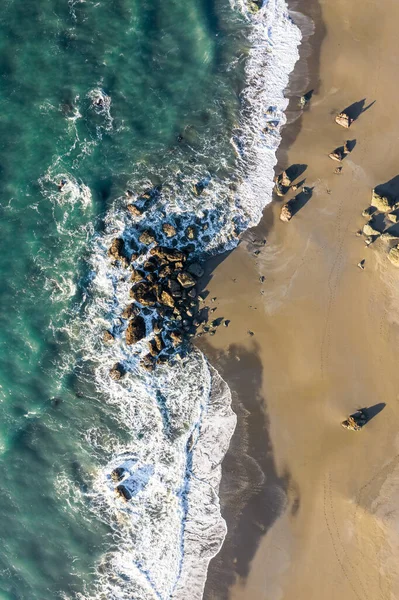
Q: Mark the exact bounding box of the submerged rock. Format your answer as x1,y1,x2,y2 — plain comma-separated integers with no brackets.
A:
108,238,128,264
103,331,114,343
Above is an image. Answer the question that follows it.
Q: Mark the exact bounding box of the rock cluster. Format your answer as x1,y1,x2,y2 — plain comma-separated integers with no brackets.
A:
107,230,207,373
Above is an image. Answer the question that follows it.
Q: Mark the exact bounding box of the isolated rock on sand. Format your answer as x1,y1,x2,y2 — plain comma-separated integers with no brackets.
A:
357,259,365,270
362,206,375,218
334,166,343,174
362,222,380,237
388,245,399,266
280,202,293,222
335,112,352,128
371,189,396,212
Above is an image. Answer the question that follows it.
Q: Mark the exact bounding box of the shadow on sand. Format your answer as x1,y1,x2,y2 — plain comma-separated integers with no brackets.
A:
340,98,376,122
362,402,386,423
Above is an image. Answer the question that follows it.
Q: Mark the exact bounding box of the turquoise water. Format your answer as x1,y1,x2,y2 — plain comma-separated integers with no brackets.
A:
0,1,248,598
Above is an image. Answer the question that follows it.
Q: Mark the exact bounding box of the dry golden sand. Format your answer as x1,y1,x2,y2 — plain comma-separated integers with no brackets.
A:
201,0,399,599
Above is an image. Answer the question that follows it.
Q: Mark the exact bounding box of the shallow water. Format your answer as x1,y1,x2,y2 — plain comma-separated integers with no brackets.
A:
0,0,300,598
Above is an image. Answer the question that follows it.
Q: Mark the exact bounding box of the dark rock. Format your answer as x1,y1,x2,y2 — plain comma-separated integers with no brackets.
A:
110,363,125,380
131,268,145,283
115,485,132,502
108,238,128,263
188,288,197,299
187,263,204,279
158,265,173,278
141,354,155,372
121,303,140,319
170,331,183,346
130,282,157,306
177,272,196,288
111,467,125,482
126,316,146,345
168,279,183,298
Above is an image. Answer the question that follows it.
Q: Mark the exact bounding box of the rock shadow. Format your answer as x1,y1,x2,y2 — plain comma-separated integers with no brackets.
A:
340,99,376,123
374,175,399,200
285,163,307,182
362,402,386,422
200,342,290,600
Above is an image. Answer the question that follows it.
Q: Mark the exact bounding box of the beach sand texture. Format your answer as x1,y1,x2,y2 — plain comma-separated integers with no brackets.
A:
202,0,399,598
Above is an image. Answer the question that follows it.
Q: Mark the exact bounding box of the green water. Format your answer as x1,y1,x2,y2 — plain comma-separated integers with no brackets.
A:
0,1,248,598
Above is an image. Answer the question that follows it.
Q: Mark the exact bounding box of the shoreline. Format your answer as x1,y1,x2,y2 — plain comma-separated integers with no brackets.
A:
202,0,399,598
201,1,322,597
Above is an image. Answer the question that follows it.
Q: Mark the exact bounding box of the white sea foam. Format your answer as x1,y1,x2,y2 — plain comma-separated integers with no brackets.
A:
54,1,302,599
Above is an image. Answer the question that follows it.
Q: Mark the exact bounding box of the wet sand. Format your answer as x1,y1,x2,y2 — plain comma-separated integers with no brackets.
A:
201,0,399,598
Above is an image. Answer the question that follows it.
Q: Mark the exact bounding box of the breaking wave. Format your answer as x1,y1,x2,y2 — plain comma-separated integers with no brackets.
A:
48,1,301,598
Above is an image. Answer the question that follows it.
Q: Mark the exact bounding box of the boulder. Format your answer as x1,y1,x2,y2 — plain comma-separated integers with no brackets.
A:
121,303,140,319
126,316,146,345
280,202,293,222
110,363,125,380
154,333,164,352
127,204,143,217
130,282,157,306
160,290,175,308
108,238,127,263
141,354,155,372
362,223,380,237
168,279,183,298
186,225,197,240
162,223,177,238
177,272,196,288
111,467,125,482
187,263,204,278
371,189,395,212
362,206,375,218
103,331,114,343
170,331,183,346
328,146,347,162
150,246,186,263
131,268,145,283
335,112,352,128
388,245,399,266
387,212,399,224
115,485,132,502
139,230,156,245
158,265,173,279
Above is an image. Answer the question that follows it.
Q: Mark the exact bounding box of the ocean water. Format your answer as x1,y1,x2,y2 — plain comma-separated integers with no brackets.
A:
0,1,300,599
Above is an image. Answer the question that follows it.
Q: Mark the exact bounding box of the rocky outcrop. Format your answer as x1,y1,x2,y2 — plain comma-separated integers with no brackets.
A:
388,245,399,266
130,282,157,306
126,316,146,345
115,485,132,502
274,171,291,196
362,206,375,218
371,190,396,212
121,304,140,319
111,467,125,482
186,225,197,240
150,246,186,263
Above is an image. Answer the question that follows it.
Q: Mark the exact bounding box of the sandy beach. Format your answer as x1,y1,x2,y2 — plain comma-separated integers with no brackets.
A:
201,0,399,598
